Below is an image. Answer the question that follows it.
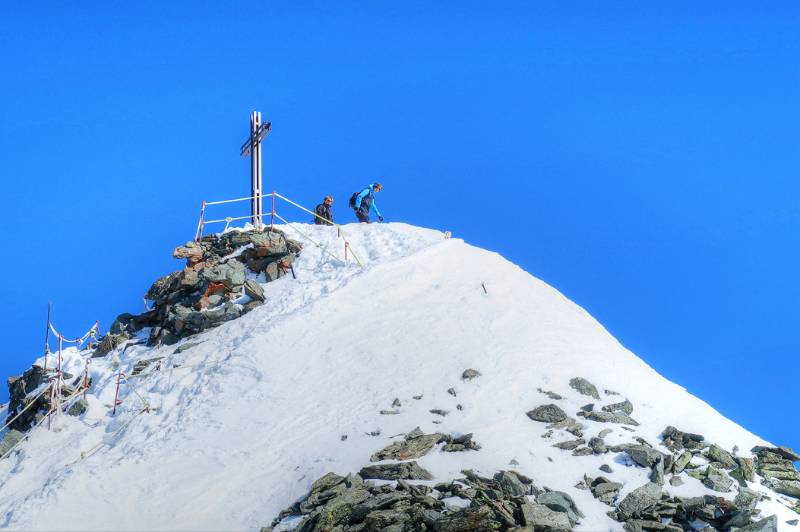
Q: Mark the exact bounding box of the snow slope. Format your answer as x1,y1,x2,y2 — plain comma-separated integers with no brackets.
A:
0,223,795,530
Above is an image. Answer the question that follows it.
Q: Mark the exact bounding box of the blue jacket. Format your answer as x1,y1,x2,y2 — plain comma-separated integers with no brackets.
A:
354,185,382,218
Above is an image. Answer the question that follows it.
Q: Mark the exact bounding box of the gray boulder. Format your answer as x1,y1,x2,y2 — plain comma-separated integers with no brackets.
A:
702,465,733,492
764,478,800,498
672,451,692,474
620,444,665,468
707,444,737,469
591,480,622,505
581,410,639,426
519,503,571,531
370,430,445,461
527,404,567,423
589,437,608,454
553,438,584,450
494,470,530,497
358,461,433,480
617,482,662,518
602,399,633,415
537,490,583,524
738,515,778,532
0,429,24,456
243,279,265,302
66,398,88,416
569,377,600,400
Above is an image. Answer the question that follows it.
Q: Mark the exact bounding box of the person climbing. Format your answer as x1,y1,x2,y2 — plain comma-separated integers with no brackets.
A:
349,182,383,223
313,196,334,225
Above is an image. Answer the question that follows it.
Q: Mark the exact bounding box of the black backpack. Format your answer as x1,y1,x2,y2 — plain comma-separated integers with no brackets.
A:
349,192,359,209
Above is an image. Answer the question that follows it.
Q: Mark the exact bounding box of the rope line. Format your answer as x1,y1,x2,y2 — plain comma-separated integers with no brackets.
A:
273,215,345,265
0,383,88,461
0,384,52,434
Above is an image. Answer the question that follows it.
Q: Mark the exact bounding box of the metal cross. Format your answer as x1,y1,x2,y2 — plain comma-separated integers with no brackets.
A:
240,111,272,230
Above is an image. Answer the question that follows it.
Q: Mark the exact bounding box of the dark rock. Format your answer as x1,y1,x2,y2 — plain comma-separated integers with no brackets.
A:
599,464,614,474
569,377,600,400
580,403,594,412
359,462,433,480
660,426,704,451
131,357,164,376
461,368,481,381
430,409,449,417
552,439,584,450
447,387,457,397
526,404,567,423
93,333,129,357
589,437,607,454
572,447,594,456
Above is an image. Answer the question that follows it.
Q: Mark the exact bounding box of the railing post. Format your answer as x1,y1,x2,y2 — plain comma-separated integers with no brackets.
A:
112,371,123,415
195,200,206,241
271,191,276,230
83,359,91,399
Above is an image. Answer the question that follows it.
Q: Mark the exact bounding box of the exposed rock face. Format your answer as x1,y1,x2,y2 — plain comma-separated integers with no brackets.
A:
5,365,75,432
105,227,301,348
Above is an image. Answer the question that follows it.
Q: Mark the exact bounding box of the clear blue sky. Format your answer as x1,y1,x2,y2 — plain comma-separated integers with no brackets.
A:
1,3,797,451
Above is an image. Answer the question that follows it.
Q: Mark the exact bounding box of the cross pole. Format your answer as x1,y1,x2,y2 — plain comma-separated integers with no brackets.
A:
240,111,272,230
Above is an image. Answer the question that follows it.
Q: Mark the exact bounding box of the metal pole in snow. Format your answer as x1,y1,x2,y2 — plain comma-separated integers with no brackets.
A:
112,372,123,415
271,191,275,230
43,302,51,371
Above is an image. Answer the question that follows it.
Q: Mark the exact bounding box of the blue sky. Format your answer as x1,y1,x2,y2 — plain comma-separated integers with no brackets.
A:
1,2,797,451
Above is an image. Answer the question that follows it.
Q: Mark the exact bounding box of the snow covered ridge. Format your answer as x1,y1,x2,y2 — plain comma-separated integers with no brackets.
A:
0,223,798,531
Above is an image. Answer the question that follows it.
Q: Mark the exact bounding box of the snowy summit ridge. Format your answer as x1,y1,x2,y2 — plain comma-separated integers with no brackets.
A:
0,222,798,531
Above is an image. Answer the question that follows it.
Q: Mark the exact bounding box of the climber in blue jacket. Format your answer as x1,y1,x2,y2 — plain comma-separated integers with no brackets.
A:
350,182,384,223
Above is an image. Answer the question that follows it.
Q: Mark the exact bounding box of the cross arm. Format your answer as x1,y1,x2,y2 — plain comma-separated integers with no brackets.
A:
240,121,272,156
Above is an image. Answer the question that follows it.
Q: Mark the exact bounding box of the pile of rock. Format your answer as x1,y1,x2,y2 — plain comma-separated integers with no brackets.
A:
601,481,777,532
267,469,583,531
754,446,800,499
102,227,302,348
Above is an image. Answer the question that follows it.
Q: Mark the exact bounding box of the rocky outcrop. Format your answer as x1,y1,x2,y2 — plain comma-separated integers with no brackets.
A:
104,227,301,348
268,469,580,531
5,365,76,432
